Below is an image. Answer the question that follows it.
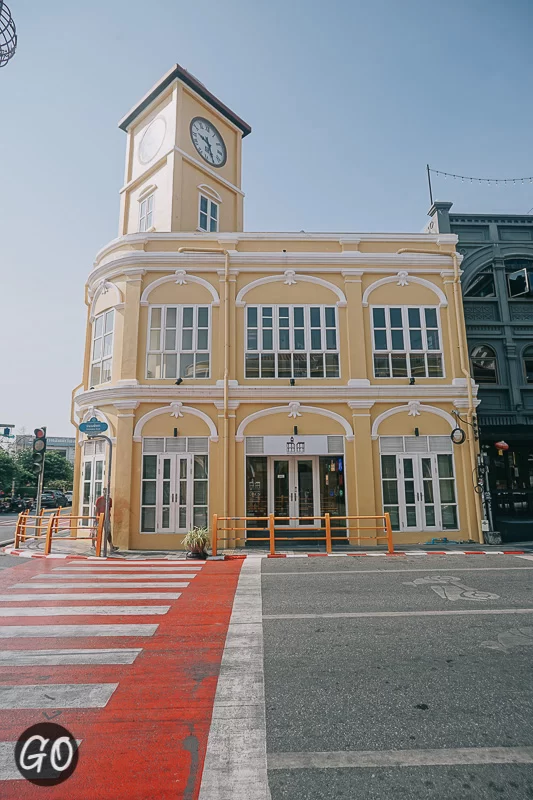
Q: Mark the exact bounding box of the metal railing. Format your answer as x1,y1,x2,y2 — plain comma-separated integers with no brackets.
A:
14,510,105,556
211,512,394,556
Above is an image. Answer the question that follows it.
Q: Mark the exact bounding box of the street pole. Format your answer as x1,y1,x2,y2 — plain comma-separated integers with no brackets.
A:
34,451,46,518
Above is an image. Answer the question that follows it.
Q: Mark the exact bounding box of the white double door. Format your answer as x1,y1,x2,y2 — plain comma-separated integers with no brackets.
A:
156,453,194,533
397,453,440,531
269,456,320,527
81,454,105,520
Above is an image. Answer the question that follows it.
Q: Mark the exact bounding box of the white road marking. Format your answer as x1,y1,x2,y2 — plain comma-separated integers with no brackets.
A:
267,746,533,770
15,582,189,588
0,648,142,666
263,609,533,620
517,555,533,561
0,683,118,709
0,623,158,637
262,566,533,577
0,606,170,616
30,573,198,580
53,565,202,571
403,575,499,602
480,625,533,653
0,740,82,780
0,592,182,601
199,558,271,800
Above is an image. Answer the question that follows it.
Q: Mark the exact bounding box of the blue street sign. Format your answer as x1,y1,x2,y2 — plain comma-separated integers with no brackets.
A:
79,417,108,437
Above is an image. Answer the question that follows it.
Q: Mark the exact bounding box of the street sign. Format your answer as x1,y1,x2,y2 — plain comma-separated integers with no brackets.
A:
79,417,108,437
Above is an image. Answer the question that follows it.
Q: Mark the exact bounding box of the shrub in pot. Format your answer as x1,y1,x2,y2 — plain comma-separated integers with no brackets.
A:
182,526,210,560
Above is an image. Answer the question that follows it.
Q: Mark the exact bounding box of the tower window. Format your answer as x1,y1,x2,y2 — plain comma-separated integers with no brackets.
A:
139,193,154,232
90,310,114,386
199,194,218,232
523,346,533,384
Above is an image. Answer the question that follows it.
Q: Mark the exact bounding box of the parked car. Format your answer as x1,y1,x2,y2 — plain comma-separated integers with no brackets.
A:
63,491,73,505
39,490,69,509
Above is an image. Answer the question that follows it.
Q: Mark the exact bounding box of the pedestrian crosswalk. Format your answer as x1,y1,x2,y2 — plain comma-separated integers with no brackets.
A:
0,557,206,785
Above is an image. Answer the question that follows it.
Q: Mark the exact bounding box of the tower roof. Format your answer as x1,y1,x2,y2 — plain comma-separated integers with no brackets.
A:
118,63,252,136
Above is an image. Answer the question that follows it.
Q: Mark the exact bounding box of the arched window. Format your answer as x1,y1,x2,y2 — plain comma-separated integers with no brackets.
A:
523,346,533,384
470,345,498,384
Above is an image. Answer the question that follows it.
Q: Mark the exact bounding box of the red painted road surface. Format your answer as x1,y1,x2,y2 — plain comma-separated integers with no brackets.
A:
0,557,243,799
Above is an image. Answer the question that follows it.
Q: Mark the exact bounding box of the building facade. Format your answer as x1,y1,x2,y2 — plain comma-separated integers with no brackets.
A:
428,203,533,540
72,66,482,549
15,436,76,465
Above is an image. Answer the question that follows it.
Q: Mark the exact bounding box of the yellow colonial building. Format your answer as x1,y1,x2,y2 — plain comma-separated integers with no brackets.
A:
72,64,482,550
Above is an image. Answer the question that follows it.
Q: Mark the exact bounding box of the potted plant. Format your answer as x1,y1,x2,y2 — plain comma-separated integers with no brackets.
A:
182,526,210,560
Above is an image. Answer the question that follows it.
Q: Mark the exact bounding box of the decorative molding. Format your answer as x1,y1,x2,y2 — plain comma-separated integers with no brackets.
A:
371,403,456,439
197,183,223,204
89,280,125,322
133,403,219,442
140,271,220,306
235,404,354,442
213,400,240,410
138,184,157,201
347,400,375,410
362,273,448,307
347,379,371,388
235,273,348,307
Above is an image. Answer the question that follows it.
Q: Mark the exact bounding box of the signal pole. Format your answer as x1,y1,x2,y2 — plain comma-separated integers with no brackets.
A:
33,428,47,517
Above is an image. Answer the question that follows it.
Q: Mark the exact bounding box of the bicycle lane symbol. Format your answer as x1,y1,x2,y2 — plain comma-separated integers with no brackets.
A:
403,575,500,602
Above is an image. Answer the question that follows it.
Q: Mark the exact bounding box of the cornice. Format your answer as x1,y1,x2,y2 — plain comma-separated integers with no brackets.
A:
74,383,476,411
94,232,457,268
88,250,456,292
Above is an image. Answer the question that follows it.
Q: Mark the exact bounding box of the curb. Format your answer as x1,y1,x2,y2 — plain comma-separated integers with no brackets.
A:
3,547,528,561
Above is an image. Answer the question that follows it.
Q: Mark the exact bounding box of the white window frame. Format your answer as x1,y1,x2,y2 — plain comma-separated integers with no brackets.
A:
371,305,444,379
244,304,340,379
198,194,219,232
146,304,211,380
90,309,114,386
139,193,154,232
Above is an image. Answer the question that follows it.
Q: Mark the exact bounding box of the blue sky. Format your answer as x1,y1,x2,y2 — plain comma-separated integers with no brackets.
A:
1,0,532,433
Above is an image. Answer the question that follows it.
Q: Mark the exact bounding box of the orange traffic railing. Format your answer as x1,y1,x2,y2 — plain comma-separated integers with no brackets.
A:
211,512,393,556
14,510,105,556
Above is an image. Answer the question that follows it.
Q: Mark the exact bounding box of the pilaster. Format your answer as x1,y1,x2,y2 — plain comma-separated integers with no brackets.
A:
111,401,139,549
119,270,145,382
342,272,369,385
347,402,376,526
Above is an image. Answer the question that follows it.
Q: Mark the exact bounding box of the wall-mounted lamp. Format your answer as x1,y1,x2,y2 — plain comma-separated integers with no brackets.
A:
409,377,415,386
175,378,183,386
289,378,295,386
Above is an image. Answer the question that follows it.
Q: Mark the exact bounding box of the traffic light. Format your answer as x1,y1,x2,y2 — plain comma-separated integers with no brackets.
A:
32,427,47,474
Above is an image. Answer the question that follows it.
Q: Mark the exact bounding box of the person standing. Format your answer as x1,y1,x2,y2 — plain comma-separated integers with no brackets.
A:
94,490,118,551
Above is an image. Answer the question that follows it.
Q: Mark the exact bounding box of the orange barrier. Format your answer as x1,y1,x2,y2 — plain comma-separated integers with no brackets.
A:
211,512,393,556
14,511,105,556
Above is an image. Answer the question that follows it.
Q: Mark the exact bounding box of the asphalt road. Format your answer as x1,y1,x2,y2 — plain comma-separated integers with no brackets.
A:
261,555,533,799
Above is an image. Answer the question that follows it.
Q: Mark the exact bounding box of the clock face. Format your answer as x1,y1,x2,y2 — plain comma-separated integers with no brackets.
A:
190,117,227,167
138,116,166,164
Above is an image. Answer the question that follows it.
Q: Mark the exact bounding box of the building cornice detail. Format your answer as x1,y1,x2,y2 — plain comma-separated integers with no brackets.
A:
139,270,221,306
235,272,347,307
362,273,448,308
74,383,477,413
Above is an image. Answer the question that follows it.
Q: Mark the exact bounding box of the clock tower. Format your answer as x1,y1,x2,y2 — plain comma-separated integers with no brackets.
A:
117,64,251,236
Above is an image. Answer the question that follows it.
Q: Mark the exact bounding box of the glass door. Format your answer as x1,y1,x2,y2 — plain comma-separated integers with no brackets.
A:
80,455,105,524
399,455,420,530
296,459,316,526
398,454,440,531
273,460,290,521
157,454,175,533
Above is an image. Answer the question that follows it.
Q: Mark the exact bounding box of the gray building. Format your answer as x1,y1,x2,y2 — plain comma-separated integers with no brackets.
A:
428,202,533,540
15,436,76,465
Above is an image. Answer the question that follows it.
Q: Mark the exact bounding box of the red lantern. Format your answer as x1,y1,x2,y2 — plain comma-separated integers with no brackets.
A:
495,440,509,456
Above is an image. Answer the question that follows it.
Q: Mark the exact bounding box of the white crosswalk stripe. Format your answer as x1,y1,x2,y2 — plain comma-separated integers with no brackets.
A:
0,683,118,709
0,606,170,616
30,572,199,580
0,623,159,637
15,581,190,588
0,649,142,666
53,565,203,571
0,592,182,601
